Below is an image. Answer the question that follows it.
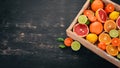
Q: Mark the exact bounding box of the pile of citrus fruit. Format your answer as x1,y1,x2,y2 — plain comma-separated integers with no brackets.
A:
73,0,120,59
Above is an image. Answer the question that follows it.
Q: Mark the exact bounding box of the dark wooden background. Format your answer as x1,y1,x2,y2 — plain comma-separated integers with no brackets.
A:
0,0,119,68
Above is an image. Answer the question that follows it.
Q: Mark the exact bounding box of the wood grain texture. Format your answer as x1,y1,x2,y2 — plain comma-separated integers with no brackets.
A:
0,0,119,68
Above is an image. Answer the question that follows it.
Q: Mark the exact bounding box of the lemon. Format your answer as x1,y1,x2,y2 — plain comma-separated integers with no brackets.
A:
86,33,98,44
109,11,119,20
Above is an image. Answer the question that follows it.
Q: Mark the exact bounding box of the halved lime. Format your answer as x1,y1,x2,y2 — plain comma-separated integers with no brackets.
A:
117,53,120,59
118,30,120,38
109,29,119,38
71,41,81,51
78,15,88,24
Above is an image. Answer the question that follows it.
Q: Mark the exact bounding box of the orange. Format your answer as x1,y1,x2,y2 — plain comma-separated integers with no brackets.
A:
98,42,106,50
105,3,115,14
118,45,120,52
64,37,73,47
106,45,119,56
83,10,94,17
99,32,111,45
88,15,97,22
90,21,103,34
91,0,104,12
111,38,120,46
104,20,116,32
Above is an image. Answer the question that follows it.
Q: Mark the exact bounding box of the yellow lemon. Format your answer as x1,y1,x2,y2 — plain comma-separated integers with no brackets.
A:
109,11,119,20
86,33,98,44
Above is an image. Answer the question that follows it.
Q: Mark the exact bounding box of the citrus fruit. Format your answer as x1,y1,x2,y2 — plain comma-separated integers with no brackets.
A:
84,9,94,17
91,0,104,12
118,45,120,52
105,3,115,14
109,11,119,20
99,32,111,45
73,23,89,37
98,42,106,50
116,16,120,29
117,53,120,59
95,8,107,23
104,20,116,32
86,33,98,44
71,41,81,51
109,29,119,38
78,15,88,24
106,45,119,56
90,21,103,34
118,30,120,39
111,38,120,46
88,14,97,22
64,37,73,47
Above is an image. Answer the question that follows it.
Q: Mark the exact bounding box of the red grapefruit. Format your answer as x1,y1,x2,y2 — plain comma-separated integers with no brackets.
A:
73,23,89,37
116,16,120,29
96,8,107,23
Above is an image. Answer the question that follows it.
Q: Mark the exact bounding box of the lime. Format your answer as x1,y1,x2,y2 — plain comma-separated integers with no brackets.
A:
86,33,98,44
109,29,119,38
109,11,119,20
118,30,120,38
71,41,81,51
117,53,120,59
78,15,88,24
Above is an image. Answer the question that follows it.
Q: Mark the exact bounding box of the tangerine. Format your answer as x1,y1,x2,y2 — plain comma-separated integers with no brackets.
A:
104,20,116,32
111,38,120,46
91,0,104,12
106,45,119,56
99,32,111,45
105,3,115,14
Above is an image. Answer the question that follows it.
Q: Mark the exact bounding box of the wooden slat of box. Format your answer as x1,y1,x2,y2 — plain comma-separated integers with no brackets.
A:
66,0,120,67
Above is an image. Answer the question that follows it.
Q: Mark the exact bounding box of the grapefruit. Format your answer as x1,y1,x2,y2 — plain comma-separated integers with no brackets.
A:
91,0,104,12
104,20,116,32
90,21,103,35
96,8,107,23
73,23,89,37
116,16,120,29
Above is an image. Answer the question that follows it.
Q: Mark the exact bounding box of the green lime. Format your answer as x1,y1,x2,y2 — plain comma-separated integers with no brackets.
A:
78,15,88,24
109,29,119,38
71,41,81,51
118,30,120,38
117,53,120,59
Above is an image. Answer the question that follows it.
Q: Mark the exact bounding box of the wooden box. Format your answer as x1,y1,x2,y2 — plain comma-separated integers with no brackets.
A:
66,0,120,67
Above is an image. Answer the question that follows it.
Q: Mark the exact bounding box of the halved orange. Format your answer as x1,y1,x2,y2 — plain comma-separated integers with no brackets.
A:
104,20,116,32
99,32,111,45
111,38,120,46
118,45,120,52
106,45,119,56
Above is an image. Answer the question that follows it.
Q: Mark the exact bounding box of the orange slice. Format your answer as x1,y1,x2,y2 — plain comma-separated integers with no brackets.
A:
111,38,120,46
104,20,116,32
118,45,120,52
99,32,111,45
106,45,119,56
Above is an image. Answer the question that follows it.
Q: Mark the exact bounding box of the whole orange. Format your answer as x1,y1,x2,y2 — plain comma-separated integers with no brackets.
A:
91,0,104,12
